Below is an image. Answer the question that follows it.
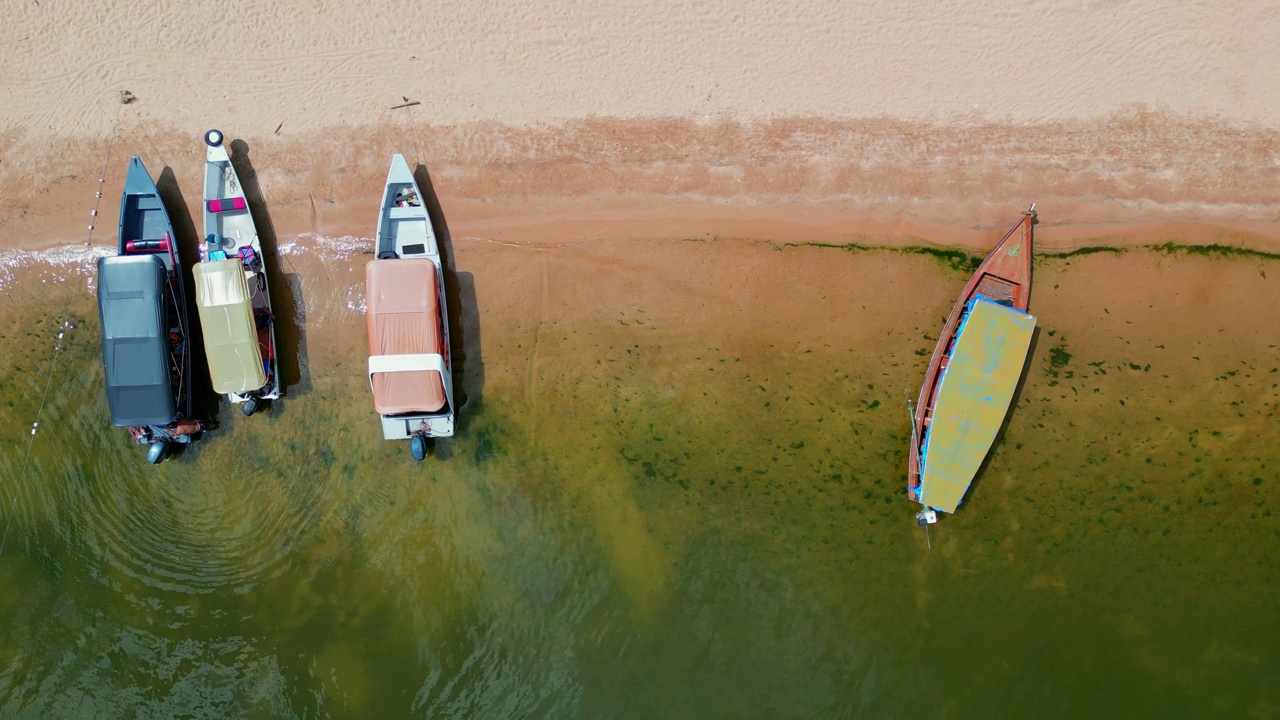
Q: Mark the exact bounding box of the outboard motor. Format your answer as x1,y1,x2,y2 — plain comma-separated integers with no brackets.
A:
146,441,166,464
916,508,938,526
410,435,427,462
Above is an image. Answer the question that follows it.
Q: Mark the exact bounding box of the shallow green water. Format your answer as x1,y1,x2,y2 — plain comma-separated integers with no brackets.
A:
0,238,1277,718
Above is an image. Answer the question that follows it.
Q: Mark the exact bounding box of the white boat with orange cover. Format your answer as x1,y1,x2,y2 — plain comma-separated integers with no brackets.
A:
365,154,455,460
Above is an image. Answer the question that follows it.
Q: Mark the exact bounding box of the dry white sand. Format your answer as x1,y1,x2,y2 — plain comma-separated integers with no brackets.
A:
2,0,1278,249
6,0,1279,133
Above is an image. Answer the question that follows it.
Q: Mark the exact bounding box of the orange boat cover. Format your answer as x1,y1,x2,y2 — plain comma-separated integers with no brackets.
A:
365,259,446,414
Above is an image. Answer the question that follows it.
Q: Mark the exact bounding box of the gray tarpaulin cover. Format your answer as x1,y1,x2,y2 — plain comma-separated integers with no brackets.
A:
97,254,175,426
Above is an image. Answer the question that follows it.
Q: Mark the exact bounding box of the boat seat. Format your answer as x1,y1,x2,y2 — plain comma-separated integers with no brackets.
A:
208,197,248,213
125,238,172,253
135,196,163,211
385,206,422,219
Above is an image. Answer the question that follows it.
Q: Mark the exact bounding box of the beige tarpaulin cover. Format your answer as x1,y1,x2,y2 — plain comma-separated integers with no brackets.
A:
366,259,446,415
919,297,1035,513
194,259,266,394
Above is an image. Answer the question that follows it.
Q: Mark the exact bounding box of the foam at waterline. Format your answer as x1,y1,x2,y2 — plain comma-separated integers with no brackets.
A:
3,234,406,314
0,244,112,292
279,232,374,260
279,233,376,314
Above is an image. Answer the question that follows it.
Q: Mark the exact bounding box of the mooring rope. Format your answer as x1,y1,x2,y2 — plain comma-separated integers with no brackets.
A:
0,99,125,557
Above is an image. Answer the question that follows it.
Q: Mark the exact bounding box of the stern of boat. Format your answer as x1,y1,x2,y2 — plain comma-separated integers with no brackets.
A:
380,413,455,441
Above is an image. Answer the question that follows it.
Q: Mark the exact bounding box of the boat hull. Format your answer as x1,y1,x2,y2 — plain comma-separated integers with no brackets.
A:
100,156,200,457
366,155,456,447
908,209,1035,511
199,130,281,405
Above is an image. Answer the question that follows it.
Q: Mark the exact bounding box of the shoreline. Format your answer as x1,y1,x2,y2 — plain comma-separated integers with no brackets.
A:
6,218,1280,282
4,113,1279,257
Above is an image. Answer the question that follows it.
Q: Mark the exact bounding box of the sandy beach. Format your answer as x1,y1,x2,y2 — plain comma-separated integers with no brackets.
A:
2,0,1279,255
4,3,1280,716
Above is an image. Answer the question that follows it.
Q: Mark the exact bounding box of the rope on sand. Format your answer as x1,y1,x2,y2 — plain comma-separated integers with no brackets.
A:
0,98,125,558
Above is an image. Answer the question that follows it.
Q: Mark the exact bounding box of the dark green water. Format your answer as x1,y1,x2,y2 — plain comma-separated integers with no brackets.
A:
0,237,1277,718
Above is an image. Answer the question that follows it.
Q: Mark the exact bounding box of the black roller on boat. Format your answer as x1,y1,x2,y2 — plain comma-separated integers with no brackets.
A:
410,436,427,462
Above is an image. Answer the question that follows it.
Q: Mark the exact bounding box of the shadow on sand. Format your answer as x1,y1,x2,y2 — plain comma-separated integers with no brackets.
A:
413,163,484,459
228,139,312,410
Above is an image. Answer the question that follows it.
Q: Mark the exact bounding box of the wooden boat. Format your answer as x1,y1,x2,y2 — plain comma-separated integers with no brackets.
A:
197,129,280,416
365,154,455,460
97,156,206,463
908,206,1037,524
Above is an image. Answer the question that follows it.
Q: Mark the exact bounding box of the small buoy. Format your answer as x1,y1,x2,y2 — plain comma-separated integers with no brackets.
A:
204,129,224,147
88,224,93,230
90,209,97,217
95,191,101,198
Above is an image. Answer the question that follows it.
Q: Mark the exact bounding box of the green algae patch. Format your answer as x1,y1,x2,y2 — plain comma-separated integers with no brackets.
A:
1150,242,1280,260
899,245,982,273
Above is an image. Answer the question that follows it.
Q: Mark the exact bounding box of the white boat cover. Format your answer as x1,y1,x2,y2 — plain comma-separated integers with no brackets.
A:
194,259,266,394
366,259,446,415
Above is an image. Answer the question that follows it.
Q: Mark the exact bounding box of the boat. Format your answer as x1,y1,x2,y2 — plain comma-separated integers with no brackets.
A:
97,156,206,463
365,154,455,460
196,129,280,416
908,205,1038,525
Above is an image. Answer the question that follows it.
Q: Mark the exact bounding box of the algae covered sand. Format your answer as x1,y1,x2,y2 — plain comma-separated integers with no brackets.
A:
0,237,1276,718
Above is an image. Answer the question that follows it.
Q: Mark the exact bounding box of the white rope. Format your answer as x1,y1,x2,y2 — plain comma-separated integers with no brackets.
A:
0,100,124,557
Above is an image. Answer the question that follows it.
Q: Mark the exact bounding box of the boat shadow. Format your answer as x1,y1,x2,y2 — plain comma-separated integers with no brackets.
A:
228,139,312,412
967,324,1042,509
414,163,484,459
155,166,220,429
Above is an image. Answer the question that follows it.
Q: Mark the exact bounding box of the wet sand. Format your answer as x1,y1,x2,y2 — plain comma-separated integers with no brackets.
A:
4,116,1280,263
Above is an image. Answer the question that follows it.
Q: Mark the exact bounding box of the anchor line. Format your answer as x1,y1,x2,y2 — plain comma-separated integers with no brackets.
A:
0,99,125,558
398,101,425,169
